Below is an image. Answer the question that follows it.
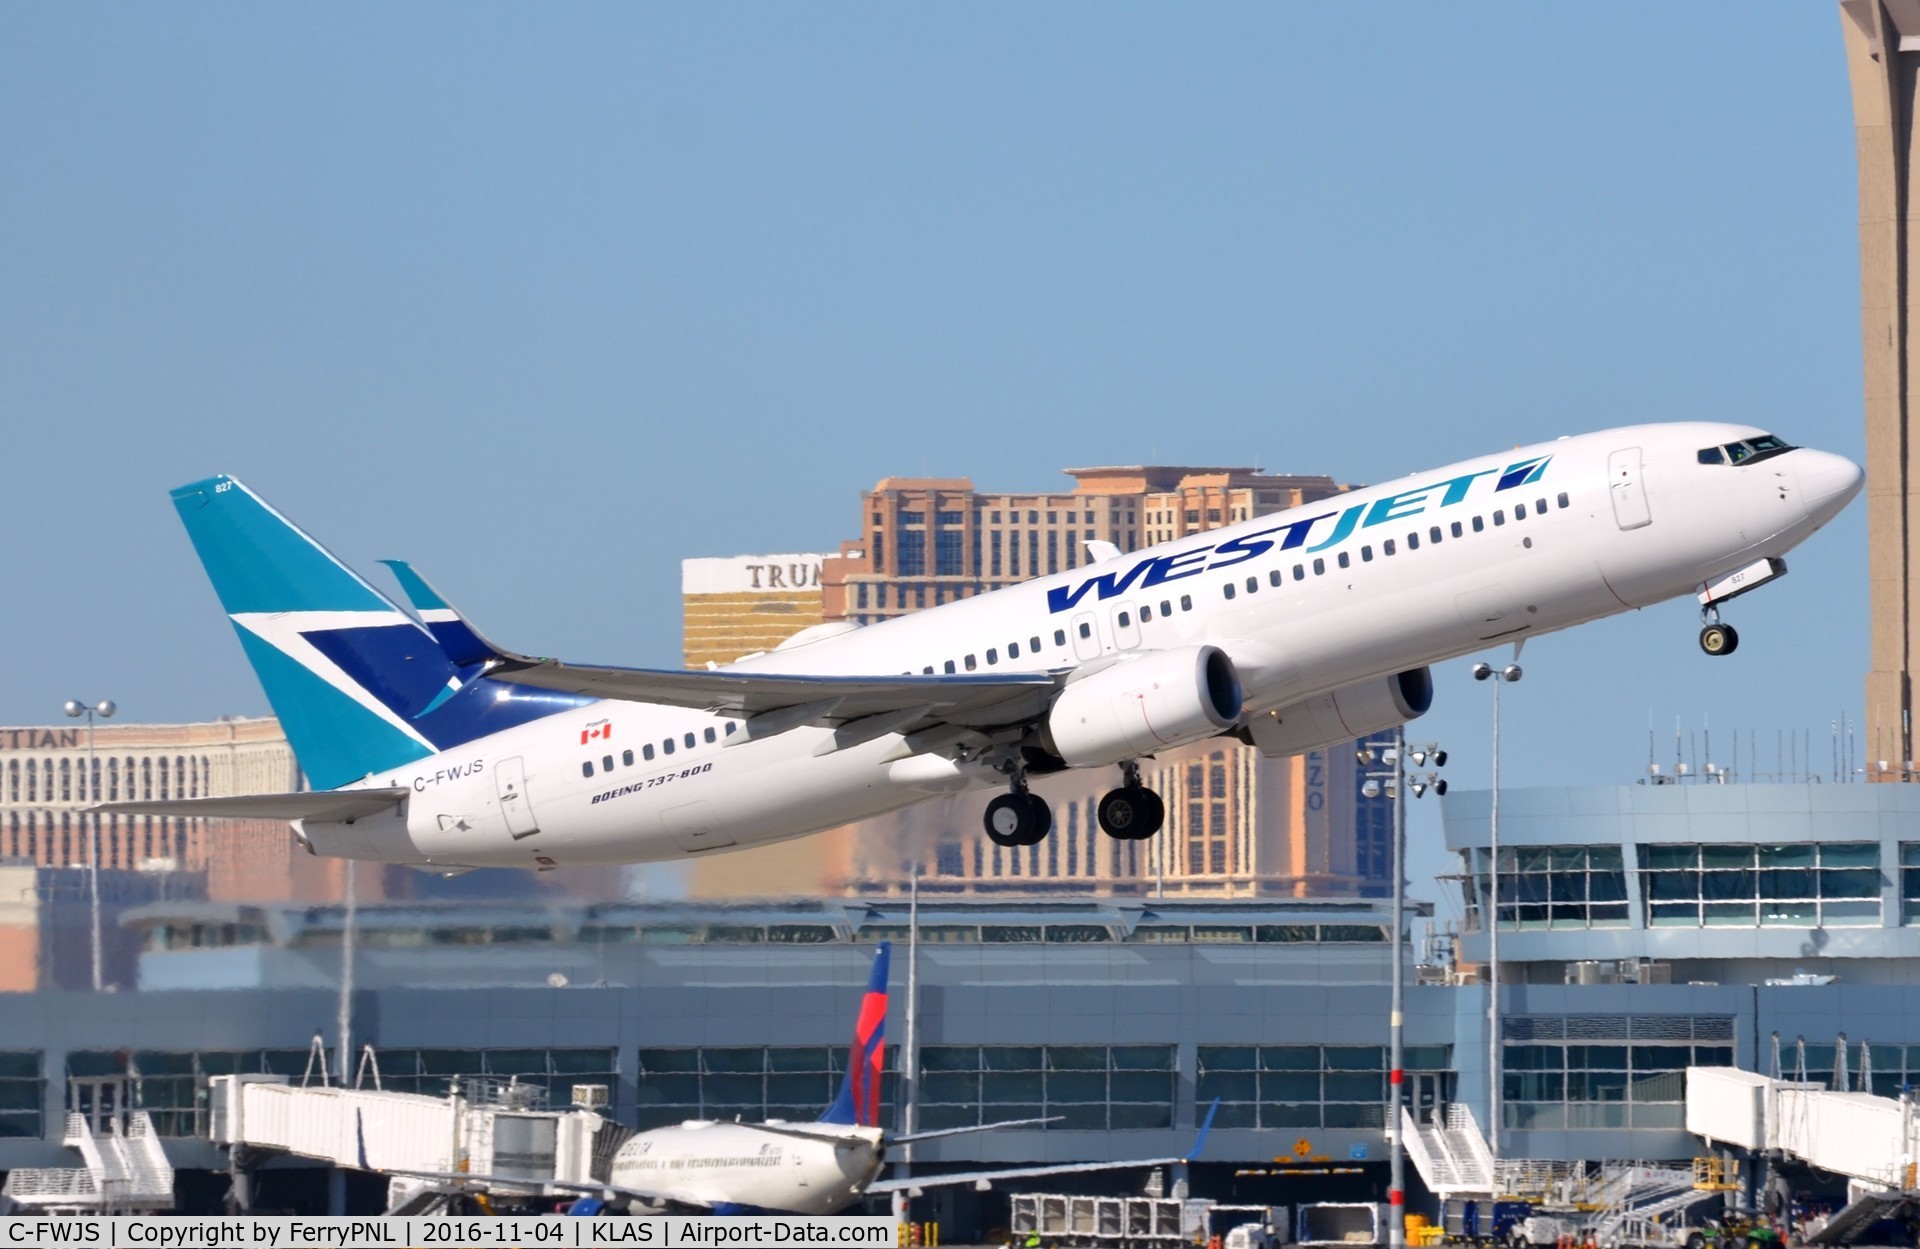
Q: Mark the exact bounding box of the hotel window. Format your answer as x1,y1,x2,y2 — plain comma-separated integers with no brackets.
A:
898,531,927,576
936,529,964,575
1641,842,1880,928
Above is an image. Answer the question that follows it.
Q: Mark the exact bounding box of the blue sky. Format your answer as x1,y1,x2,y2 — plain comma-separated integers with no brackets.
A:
0,6,1866,896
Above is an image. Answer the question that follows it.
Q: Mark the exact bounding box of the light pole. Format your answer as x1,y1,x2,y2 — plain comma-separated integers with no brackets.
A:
1471,660,1522,1168
1359,733,1446,1249
63,698,115,992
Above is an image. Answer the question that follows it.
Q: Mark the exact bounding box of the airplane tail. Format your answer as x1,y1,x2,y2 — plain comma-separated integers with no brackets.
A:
169,476,578,790
819,943,890,1127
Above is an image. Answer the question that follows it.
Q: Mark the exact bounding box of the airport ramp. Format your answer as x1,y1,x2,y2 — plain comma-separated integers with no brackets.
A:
0,1111,174,1214
1402,1104,1495,1196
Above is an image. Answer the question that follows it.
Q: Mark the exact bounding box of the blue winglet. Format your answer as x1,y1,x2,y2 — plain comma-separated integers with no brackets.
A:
1185,1098,1220,1161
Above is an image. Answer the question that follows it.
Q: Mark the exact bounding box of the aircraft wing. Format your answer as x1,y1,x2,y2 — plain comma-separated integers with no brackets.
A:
484,658,1060,724
867,1156,1187,1195
90,788,409,822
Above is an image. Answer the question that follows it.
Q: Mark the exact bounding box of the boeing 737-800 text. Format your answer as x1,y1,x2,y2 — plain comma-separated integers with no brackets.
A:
100,423,1862,868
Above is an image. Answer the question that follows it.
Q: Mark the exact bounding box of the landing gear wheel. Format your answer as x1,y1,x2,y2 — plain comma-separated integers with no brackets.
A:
1098,786,1165,840
984,791,1052,847
1699,623,1739,656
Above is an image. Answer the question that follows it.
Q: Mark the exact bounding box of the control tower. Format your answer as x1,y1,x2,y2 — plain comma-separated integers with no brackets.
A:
1842,0,1920,774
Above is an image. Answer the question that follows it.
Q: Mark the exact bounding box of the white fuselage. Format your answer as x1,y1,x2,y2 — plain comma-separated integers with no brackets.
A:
606,1120,884,1216
300,422,1860,869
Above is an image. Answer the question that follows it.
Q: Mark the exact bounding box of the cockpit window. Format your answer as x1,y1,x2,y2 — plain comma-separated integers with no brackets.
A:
1698,434,1795,467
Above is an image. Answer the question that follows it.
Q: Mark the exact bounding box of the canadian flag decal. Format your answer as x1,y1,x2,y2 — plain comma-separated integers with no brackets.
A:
580,722,612,745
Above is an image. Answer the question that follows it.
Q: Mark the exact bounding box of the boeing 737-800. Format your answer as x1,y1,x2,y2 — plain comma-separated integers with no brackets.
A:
101,424,1861,868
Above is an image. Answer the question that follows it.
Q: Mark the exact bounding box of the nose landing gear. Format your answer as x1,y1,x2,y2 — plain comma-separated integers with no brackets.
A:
1699,605,1740,657
1097,761,1166,841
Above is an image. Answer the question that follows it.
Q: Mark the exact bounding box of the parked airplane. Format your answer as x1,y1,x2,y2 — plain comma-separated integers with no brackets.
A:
374,944,1207,1215
102,424,1861,866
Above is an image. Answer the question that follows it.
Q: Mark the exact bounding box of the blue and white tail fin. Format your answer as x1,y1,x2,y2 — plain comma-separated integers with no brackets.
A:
819,944,890,1128
171,476,582,790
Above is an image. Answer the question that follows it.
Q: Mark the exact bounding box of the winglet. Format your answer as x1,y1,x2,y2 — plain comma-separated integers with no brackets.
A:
1185,1098,1219,1161
379,560,514,668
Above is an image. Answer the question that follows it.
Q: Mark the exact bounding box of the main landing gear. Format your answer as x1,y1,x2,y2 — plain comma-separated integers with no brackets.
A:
981,761,1168,847
1699,604,1740,657
984,776,1052,848
1097,761,1165,841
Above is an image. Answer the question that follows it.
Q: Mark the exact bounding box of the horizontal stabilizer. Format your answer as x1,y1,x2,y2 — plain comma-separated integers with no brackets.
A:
92,788,409,822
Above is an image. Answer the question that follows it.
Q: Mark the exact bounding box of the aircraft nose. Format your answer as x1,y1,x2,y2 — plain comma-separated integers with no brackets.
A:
1796,449,1865,524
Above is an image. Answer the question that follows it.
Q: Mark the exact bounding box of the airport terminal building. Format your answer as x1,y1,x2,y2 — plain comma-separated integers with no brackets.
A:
0,780,1917,1225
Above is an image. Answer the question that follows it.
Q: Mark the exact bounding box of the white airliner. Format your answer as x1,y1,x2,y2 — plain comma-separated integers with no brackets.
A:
374,944,1209,1216
104,424,1861,863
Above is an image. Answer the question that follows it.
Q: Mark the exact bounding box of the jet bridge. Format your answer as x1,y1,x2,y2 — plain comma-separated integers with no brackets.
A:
1686,1067,1920,1243
209,1073,626,1211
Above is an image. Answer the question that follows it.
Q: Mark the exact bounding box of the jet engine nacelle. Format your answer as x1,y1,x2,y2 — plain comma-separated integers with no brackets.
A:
1239,668,1435,758
1045,645,1244,768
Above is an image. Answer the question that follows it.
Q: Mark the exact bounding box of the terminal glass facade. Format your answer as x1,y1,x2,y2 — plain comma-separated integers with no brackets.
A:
1471,847,1629,930
1501,1015,1733,1130
635,1046,896,1130
1899,844,1920,924
1196,1044,1452,1130
370,1047,619,1111
69,1048,313,1137
1638,843,1880,927
0,1052,42,1138
918,1044,1175,1132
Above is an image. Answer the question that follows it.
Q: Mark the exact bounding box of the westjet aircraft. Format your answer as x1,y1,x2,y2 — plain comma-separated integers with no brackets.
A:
377,944,1209,1215
102,424,1861,864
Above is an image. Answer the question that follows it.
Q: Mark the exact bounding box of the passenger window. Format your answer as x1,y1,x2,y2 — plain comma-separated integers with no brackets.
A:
1312,558,1325,575
1180,594,1193,611
704,727,716,743
1246,576,1258,593
1139,607,1152,622
944,660,956,674
965,654,977,670
684,732,696,749
1337,552,1350,569
1383,539,1396,556
1535,497,1547,514
1223,583,1237,600
623,749,634,766
1009,641,1021,657
581,762,593,778
1557,492,1569,509
1054,630,1066,647
1472,515,1485,532
1031,636,1043,652
1430,526,1442,543
1159,601,1172,617
664,738,675,755
1451,521,1463,538
1269,569,1282,587
1115,613,1130,629
603,755,614,773
1362,545,1374,562
725,722,737,736
644,744,656,760
1077,621,1092,639
922,666,934,675
1513,502,1527,519
1406,533,1419,550
1293,564,1305,580
1494,511,1506,526
986,647,998,664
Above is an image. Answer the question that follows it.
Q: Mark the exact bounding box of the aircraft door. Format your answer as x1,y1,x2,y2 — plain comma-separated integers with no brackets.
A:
1071,611,1101,661
1608,447,1652,530
663,800,736,853
1111,602,1141,650
495,757,540,840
